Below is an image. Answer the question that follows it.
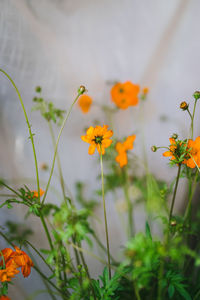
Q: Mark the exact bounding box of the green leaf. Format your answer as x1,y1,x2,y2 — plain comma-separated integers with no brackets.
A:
168,284,175,298
145,221,152,240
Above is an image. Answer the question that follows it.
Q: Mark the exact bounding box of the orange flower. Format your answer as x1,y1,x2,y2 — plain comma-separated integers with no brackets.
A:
183,137,200,168
78,95,92,113
81,125,113,155
111,81,140,109
163,138,177,161
0,296,11,300
115,135,136,167
0,248,14,266
142,87,149,94
32,188,45,198
11,246,34,278
0,259,19,282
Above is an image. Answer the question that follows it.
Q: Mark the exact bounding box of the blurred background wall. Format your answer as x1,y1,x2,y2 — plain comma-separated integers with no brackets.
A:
0,0,200,298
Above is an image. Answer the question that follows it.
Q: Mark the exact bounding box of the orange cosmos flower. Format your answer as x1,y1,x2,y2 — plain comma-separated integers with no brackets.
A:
111,81,140,109
78,95,92,113
115,135,136,168
11,246,34,278
32,188,45,198
0,296,11,300
81,125,113,155
163,138,177,161
0,259,19,282
183,137,200,168
0,248,14,266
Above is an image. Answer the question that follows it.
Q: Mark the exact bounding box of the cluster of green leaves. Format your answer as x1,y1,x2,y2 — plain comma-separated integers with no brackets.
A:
167,138,189,166
32,86,66,124
125,230,161,289
53,204,94,246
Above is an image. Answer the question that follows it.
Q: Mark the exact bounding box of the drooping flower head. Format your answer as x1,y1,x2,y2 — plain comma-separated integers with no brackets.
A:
111,81,140,109
0,259,19,282
78,95,92,113
0,246,34,282
81,125,113,155
115,135,136,168
11,246,34,278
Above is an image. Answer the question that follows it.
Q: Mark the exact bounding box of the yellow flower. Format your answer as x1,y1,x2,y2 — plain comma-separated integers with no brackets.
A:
81,125,113,155
78,95,92,113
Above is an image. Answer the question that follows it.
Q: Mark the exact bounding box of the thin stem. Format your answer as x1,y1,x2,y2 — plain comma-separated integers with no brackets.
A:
123,168,134,237
184,168,199,221
42,92,82,205
25,240,54,273
168,164,181,224
100,150,111,279
93,234,117,264
0,69,40,201
191,99,198,139
34,265,69,299
133,282,141,300
78,242,97,300
48,121,68,206
40,215,54,251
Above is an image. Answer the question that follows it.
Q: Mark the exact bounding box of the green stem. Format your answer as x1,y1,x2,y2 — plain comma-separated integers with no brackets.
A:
0,69,40,202
48,122,68,206
25,240,54,273
123,169,134,237
184,169,198,221
40,214,54,251
78,242,97,300
42,92,82,205
191,99,198,139
133,281,141,300
100,151,111,279
168,164,181,224
34,265,69,299
93,234,117,264
157,259,165,300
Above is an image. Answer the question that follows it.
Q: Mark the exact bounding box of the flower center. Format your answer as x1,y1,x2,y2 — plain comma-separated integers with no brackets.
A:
119,88,124,93
93,135,103,144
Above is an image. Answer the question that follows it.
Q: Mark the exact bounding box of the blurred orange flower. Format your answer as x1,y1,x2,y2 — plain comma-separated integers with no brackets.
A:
81,125,113,155
183,137,200,168
11,246,34,278
0,259,19,282
0,296,11,300
111,81,140,109
0,246,34,281
142,87,149,94
115,135,136,167
163,138,176,161
78,95,92,113
32,188,45,198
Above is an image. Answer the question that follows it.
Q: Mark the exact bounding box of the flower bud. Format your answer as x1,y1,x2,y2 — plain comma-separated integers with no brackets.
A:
35,86,42,93
170,220,177,227
180,101,188,111
193,91,200,100
78,85,86,95
151,146,157,152
171,133,178,140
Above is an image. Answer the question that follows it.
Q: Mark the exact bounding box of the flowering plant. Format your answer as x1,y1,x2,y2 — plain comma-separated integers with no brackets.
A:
1,68,200,300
